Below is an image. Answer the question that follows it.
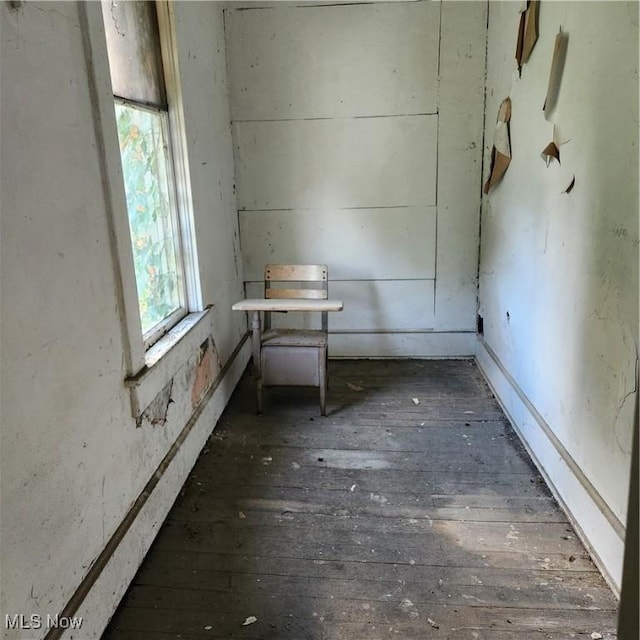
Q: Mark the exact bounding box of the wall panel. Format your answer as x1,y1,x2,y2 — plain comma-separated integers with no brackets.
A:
226,2,440,120
234,116,438,211
227,1,486,356
330,332,477,358
246,279,436,332
434,1,487,330
240,208,437,281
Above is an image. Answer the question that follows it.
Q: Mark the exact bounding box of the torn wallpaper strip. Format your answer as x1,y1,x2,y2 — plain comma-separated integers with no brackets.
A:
543,29,569,119
541,125,563,166
516,0,540,73
541,141,560,166
484,98,512,194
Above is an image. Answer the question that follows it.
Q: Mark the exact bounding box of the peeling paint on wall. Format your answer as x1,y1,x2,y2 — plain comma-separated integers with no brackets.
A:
136,379,174,428
515,0,539,74
191,337,219,409
480,0,638,587
2,3,248,636
484,98,512,194
543,30,569,120
562,175,575,194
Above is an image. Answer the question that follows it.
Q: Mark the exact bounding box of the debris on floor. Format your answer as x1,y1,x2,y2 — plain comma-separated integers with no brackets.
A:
411,397,420,405
399,599,419,618
104,361,619,639
347,382,365,391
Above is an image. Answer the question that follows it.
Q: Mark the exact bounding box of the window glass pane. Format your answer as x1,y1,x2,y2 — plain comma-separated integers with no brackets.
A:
102,1,167,107
115,103,183,335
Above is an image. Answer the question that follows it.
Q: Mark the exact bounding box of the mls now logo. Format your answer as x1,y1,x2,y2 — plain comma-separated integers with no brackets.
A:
5,614,83,630
5,615,41,630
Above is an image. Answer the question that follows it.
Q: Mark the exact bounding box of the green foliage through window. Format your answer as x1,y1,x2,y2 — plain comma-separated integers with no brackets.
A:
115,102,183,336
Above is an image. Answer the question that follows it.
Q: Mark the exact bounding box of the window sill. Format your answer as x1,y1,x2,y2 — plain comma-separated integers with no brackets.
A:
125,307,214,418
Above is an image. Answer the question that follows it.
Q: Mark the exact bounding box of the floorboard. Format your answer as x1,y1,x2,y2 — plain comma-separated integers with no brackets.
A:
103,360,618,640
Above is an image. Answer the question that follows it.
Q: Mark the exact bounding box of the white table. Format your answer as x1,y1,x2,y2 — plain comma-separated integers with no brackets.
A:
232,298,344,378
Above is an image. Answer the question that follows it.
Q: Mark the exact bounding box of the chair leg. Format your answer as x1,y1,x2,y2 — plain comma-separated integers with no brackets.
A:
326,350,329,388
319,350,327,416
257,378,263,414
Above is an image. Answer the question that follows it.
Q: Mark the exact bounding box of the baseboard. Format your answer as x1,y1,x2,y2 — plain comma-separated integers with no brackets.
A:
329,331,476,358
476,337,624,595
60,336,251,639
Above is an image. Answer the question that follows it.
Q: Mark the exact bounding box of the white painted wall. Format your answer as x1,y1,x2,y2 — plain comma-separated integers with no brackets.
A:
0,3,247,638
477,1,638,591
3,2,633,635
226,1,487,357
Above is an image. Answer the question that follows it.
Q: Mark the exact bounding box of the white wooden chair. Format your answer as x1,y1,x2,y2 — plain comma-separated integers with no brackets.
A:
258,264,329,415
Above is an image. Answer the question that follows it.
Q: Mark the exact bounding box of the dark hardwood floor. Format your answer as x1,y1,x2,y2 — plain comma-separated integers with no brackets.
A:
103,360,618,639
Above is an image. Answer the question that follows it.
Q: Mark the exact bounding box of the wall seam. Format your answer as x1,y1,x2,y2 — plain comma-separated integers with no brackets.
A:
432,0,444,317
475,0,490,321
221,6,246,300
232,113,438,123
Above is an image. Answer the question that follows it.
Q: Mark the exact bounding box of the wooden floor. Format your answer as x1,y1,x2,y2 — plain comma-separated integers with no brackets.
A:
104,360,618,639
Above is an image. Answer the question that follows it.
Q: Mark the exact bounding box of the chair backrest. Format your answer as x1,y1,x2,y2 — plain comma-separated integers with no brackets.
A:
264,264,328,300
264,264,329,331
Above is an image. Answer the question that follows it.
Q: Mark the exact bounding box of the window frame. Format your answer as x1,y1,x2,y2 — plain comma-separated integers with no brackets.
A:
155,0,202,321
102,0,203,356
85,0,204,385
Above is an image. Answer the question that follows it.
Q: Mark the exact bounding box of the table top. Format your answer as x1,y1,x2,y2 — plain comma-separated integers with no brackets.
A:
232,298,344,312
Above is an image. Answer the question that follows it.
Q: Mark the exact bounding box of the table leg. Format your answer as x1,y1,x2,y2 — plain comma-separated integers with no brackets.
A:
250,311,263,414
250,310,262,379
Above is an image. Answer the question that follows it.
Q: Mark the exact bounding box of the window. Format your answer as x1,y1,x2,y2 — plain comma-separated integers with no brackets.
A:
101,0,196,347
